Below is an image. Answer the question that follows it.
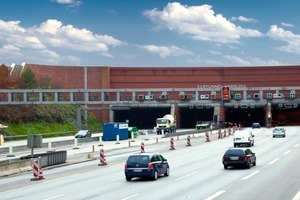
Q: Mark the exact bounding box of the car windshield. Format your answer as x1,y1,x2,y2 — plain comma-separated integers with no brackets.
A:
225,149,244,156
157,119,168,124
77,130,88,135
127,155,150,164
274,127,283,131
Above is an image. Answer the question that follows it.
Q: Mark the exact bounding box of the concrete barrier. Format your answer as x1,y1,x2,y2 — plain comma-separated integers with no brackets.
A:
0,159,32,177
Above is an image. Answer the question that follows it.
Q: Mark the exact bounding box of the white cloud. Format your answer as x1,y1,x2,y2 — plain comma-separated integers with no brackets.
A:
0,19,126,64
144,2,263,44
138,44,193,58
52,0,81,8
267,25,300,54
231,16,256,23
281,22,295,27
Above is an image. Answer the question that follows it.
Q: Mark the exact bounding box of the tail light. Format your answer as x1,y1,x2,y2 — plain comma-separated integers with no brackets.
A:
148,163,153,169
244,156,249,161
124,163,128,169
222,156,225,161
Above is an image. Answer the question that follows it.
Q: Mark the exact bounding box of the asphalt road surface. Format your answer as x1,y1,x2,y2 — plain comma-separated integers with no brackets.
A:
0,127,299,200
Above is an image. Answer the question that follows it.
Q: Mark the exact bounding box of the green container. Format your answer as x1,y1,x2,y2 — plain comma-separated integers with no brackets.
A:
128,127,139,138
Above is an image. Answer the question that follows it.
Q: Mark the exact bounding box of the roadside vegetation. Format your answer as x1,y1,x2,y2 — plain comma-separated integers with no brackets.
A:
0,64,102,140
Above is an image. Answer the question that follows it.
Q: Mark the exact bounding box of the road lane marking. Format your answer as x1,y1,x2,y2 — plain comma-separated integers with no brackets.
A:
204,190,226,200
293,144,299,148
242,170,260,180
268,158,280,165
175,171,199,181
284,150,291,155
111,177,124,181
43,194,64,200
121,194,139,200
292,190,300,200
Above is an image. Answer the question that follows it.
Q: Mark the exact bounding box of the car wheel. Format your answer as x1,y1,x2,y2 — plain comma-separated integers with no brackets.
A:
253,161,256,166
224,165,228,169
164,167,170,176
153,170,158,180
246,162,251,169
126,177,132,181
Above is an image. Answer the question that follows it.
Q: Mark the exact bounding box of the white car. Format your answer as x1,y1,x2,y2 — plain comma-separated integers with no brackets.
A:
233,131,254,147
273,127,286,138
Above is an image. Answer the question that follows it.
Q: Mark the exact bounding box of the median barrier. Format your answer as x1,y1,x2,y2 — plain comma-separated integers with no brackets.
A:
0,159,32,177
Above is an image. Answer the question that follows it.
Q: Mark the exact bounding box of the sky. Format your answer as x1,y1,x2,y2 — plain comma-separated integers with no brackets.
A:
1,0,300,67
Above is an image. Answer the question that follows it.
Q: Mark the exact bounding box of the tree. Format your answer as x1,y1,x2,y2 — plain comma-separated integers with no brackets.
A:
20,68,37,89
0,64,16,89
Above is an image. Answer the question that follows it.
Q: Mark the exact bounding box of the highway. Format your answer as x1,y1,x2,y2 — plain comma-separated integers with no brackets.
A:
0,127,299,200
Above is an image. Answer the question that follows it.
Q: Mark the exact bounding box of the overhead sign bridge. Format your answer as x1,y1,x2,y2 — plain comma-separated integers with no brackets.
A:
0,87,299,108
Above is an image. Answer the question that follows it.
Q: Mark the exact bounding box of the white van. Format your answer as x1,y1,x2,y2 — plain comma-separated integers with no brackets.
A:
233,131,254,147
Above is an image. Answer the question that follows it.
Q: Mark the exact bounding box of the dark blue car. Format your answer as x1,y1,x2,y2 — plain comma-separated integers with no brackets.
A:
124,152,170,181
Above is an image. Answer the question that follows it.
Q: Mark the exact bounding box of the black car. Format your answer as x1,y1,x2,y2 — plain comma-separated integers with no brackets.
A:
252,123,260,129
222,148,256,169
75,130,92,138
124,152,170,181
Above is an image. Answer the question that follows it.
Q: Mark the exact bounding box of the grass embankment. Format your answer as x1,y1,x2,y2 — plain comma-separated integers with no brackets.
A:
1,105,102,141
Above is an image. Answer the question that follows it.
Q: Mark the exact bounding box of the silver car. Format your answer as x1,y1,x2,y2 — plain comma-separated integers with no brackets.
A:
273,127,286,138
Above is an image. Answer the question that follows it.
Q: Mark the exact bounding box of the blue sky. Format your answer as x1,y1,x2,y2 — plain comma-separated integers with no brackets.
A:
1,0,300,67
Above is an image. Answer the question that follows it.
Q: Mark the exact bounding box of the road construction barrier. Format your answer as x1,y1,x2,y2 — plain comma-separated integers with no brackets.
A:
169,138,175,150
223,129,227,137
98,149,107,166
228,128,231,135
186,135,192,146
140,142,145,153
205,132,210,142
218,129,222,139
31,158,44,181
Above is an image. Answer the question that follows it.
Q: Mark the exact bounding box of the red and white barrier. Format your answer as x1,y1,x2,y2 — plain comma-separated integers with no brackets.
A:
140,142,145,153
169,138,175,150
223,129,227,137
98,149,107,166
31,158,44,181
186,135,192,146
218,129,222,139
205,132,210,142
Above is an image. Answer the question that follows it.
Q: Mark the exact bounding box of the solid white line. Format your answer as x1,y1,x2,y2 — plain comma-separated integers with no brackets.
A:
242,170,260,180
284,150,291,155
43,194,64,200
204,190,226,200
121,194,139,200
175,171,199,181
268,158,280,165
292,190,300,200
111,177,124,181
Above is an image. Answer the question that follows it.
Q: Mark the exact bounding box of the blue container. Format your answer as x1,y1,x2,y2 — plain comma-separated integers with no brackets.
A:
103,123,128,141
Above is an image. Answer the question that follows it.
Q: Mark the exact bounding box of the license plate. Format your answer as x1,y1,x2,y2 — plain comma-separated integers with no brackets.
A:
230,157,239,160
133,169,142,172
235,138,241,140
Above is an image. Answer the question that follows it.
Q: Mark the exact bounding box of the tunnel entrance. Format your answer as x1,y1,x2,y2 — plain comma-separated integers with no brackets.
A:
179,106,214,128
114,107,170,129
271,106,300,126
225,107,265,127
114,106,214,129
